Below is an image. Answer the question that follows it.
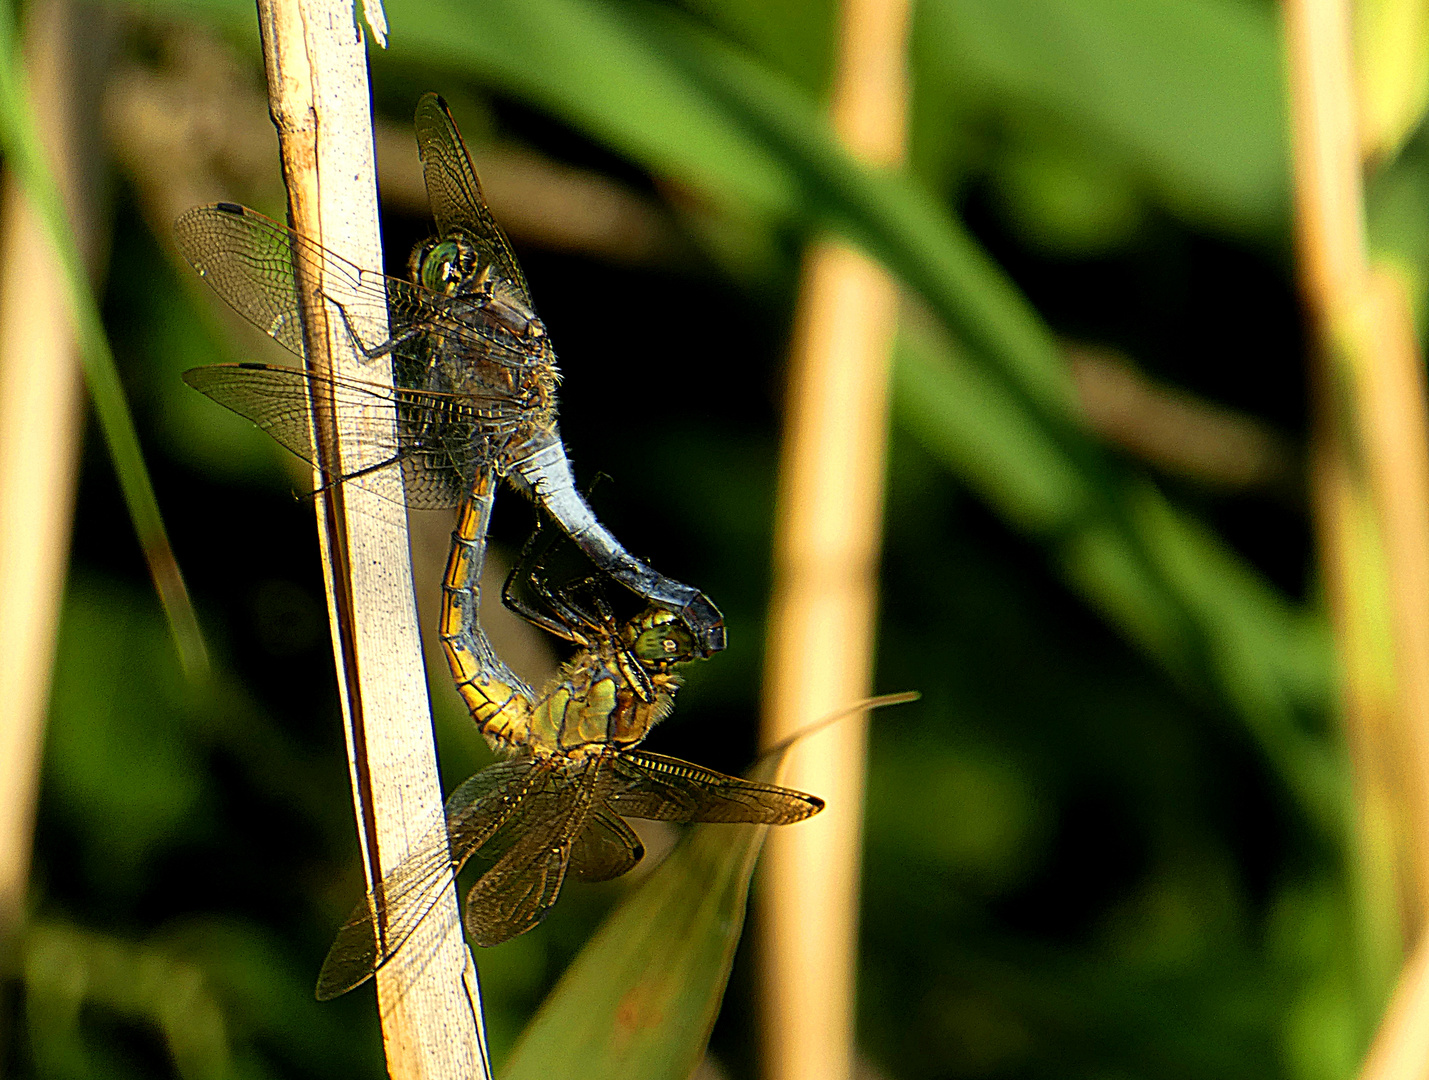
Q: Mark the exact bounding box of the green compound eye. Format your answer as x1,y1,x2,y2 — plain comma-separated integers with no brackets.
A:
633,621,695,664
419,240,463,294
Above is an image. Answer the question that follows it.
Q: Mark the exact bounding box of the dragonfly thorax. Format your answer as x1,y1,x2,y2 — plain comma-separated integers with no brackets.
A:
411,235,544,341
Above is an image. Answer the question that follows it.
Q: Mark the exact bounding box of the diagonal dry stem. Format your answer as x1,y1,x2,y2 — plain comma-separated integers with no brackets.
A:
252,1,488,1074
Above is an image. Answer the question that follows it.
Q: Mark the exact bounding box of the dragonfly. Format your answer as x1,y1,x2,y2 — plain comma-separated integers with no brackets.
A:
315,515,823,1000
174,91,725,658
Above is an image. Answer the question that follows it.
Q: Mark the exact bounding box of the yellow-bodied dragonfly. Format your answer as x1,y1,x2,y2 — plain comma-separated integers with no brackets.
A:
176,92,724,657
315,510,821,1000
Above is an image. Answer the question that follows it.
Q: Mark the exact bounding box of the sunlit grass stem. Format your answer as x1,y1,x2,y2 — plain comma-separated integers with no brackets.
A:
758,2,910,1079
1288,0,1429,1055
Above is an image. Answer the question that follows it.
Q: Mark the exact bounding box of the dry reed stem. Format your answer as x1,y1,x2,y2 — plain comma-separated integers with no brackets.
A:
0,0,100,949
758,2,909,1079
1360,920,1429,1080
253,2,487,1074
1288,0,1368,305
1355,264,1429,921
1289,0,1429,1035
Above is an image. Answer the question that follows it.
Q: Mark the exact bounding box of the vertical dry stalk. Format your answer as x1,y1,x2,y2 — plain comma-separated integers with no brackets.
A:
0,0,99,951
758,2,909,1079
1289,0,1429,1021
1359,927,1429,1080
253,2,487,1075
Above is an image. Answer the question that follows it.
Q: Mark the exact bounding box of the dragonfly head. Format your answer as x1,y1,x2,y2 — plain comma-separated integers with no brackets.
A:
412,235,543,340
628,609,697,670
412,236,478,295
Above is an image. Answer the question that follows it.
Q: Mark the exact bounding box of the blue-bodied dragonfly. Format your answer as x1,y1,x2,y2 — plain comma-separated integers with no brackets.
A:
175,92,725,658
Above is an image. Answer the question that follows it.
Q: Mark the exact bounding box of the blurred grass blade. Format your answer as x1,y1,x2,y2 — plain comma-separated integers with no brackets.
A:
914,0,1288,237
501,694,916,1080
500,798,770,1080
23,920,234,1078
0,0,206,677
1354,0,1429,162
893,311,1345,831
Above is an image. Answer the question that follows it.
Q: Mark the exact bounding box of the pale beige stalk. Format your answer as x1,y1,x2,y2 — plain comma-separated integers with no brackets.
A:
1361,929,1429,1080
253,1,488,1075
0,0,101,951
758,2,909,1080
1288,0,1429,1043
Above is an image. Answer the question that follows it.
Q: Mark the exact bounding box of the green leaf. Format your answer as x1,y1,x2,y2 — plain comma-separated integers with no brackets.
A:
500,695,914,1078
914,0,1288,237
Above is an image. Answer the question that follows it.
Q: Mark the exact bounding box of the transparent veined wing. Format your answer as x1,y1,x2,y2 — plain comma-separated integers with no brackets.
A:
461,826,575,948
606,751,825,825
174,201,538,386
413,92,531,303
458,753,615,946
182,362,525,510
314,758,538,1000
567,808,645,883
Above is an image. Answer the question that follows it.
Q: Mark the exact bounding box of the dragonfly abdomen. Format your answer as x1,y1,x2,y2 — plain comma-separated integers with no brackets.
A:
439,473,537,751
503,436,727,658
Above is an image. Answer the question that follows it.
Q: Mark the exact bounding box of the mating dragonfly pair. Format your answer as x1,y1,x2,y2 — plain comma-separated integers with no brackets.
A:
178,93,821,998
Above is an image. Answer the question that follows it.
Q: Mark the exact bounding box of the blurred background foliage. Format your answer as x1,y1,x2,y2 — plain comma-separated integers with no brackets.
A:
3,0,1413,1076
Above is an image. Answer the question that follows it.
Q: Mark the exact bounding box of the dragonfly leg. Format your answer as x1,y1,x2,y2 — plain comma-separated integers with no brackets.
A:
506,437,726,657
326,291,425,362
502,539,593,644
500,512,588,643
573,581,656,702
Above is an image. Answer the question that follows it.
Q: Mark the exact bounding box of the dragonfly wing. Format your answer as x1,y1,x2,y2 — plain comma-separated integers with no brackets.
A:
461,821,575,948
316,819,463,1000
606,751,825,825
413,93,532,304
176,202,538,380
443,755,541,851
181,362,523,510
459,754,612,947
175,202,391,358
567,808,644,883
314,758,538,999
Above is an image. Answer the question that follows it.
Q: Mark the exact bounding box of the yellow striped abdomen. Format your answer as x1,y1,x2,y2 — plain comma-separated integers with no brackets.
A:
439,471,535,751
